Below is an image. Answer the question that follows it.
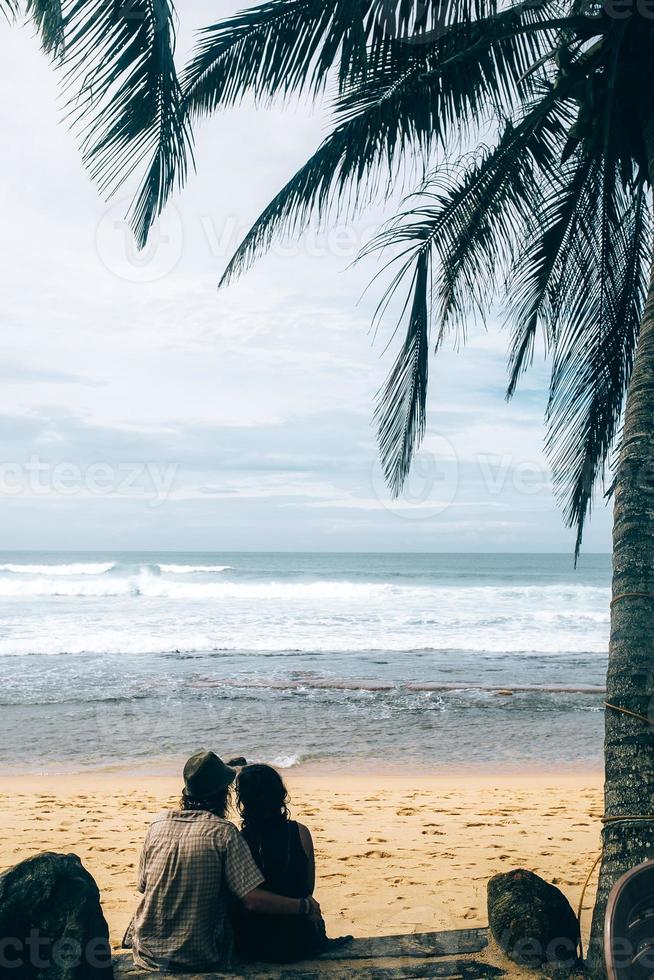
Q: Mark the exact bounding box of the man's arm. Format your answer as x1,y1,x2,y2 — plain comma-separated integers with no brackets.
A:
241,889,320,919
224,826,320,919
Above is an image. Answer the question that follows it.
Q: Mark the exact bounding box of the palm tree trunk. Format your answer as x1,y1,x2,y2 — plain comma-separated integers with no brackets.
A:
585,244,654,975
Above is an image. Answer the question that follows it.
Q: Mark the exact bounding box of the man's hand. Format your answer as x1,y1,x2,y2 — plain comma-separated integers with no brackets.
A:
306,897,322,923
242,887,322,920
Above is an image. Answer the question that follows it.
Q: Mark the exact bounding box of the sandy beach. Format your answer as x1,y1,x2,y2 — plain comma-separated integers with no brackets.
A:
0,770,603,961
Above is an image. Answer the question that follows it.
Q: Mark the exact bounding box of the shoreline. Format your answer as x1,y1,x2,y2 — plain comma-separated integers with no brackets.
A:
0,762,605,779
1,770,604,958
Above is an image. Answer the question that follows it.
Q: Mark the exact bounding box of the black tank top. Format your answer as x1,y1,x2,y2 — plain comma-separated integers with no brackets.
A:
242,820,309,898
235,819,324,962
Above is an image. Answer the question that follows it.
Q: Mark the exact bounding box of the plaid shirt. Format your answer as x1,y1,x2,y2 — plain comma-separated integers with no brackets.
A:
131,810,264,972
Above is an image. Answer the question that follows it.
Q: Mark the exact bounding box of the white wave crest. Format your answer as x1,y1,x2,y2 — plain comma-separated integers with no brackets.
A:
0,561,232,577
267,754,303,769
0,562,115,576
0,572,383,600
0,572,610,608
159,564,232,574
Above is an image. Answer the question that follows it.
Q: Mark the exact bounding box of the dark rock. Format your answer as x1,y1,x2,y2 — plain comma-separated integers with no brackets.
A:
487,869,580,970
227,757,248,768
0,851,113,978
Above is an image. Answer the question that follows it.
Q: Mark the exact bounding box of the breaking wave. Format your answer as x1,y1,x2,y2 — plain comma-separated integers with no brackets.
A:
0,562,115,575
0,554,611,661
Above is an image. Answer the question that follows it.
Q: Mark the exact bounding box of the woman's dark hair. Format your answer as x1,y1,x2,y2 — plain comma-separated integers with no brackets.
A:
180,785,230,819
236,764,290,832
236,765,291,883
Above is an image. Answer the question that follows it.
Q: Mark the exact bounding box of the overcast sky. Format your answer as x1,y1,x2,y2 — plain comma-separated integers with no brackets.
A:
0,3,613,553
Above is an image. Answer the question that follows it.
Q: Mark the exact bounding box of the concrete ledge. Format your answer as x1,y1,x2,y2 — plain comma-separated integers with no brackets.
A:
113,927,505,978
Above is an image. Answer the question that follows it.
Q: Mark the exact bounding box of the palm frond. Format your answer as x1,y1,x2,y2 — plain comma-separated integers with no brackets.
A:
61,0,192,248
182,0,511,117
431,93,568,333
183,0,370,114
0,0,18,21
358,90,567,487
219,61,436,286
505,150,597,395
375,249,430,494
219,3,560,286
27,0,65,56
544,162,651,559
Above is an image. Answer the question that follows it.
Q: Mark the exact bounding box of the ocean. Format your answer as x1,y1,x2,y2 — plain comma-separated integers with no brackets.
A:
0,551,610,774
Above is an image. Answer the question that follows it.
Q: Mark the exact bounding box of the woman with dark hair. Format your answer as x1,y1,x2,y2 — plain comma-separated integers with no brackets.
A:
234,764,342,963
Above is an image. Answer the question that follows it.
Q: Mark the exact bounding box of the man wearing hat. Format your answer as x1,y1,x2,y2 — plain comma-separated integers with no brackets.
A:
129,750,321,972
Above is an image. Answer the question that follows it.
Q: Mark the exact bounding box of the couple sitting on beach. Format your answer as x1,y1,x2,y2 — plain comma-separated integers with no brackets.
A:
125,750,349,972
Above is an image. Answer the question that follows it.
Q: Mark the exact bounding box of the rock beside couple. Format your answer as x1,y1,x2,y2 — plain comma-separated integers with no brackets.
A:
488,868,580,971
0,851,113,978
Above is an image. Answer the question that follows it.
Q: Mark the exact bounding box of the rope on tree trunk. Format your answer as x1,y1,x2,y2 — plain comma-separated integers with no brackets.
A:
610,592,654,608
604,700,654,726
602,703,654,822
576,702,654,962
577,853,602,960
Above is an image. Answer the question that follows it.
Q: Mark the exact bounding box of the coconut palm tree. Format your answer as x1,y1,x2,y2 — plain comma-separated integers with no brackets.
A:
168,2,654,973
0,0,192,247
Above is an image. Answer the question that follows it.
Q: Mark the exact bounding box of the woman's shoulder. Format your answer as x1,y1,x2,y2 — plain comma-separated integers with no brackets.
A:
294,821,314,855
288,818,310,836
